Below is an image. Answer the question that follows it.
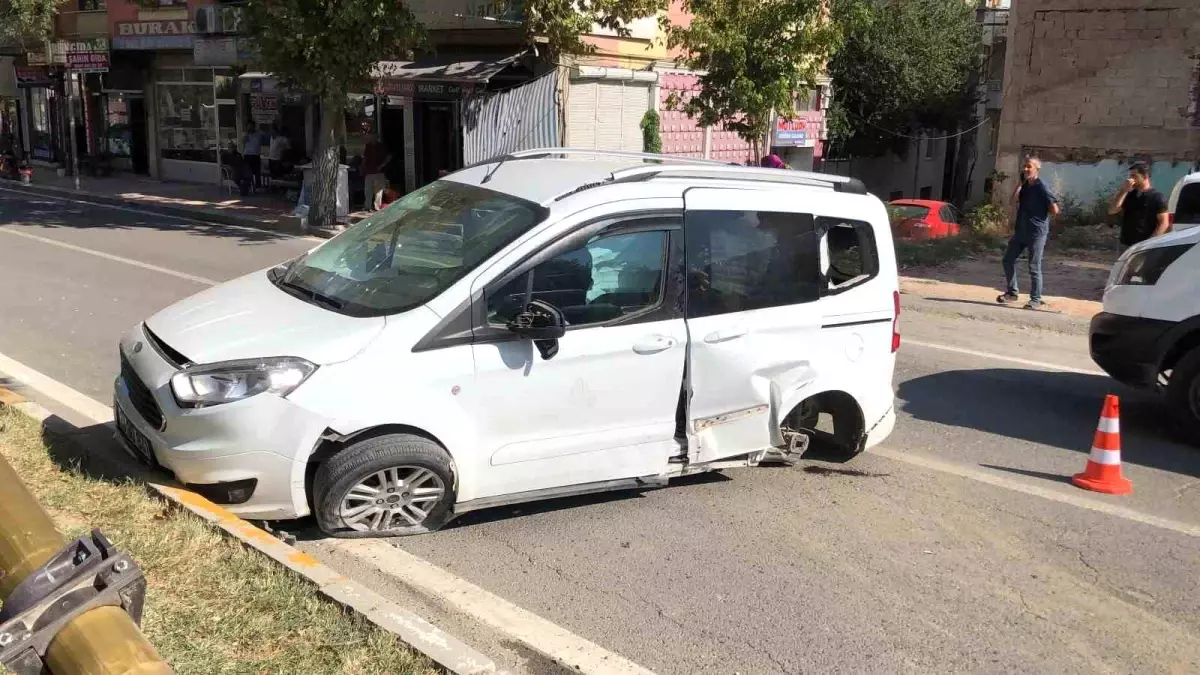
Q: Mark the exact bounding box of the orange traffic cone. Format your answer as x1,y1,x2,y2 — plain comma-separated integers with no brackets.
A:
1072,395,1133,495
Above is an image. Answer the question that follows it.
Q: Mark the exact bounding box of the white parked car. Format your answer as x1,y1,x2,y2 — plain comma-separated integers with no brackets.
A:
115,149,900,536
1092,217,1200,439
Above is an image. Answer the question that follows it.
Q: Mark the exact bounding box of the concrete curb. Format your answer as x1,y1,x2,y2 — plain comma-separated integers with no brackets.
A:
1,181,332,238
0,389,499,675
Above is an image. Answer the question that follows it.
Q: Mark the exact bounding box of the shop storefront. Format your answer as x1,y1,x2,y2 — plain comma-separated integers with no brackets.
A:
154,66,235,182
15,66,64,164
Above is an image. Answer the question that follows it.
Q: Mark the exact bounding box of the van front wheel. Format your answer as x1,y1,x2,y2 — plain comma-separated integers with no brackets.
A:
313,433,456,537
1167,348,1200,446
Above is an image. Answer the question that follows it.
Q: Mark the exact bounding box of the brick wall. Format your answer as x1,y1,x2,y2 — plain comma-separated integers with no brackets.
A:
995,0,1200,198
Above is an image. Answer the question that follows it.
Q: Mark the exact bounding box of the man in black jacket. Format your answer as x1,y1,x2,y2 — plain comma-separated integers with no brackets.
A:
1108,161,1170,247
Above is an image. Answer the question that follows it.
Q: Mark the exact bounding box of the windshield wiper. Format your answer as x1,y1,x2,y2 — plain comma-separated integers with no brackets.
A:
278,279,346,311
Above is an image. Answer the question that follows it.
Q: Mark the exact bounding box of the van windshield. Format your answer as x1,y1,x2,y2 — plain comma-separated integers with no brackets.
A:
273,180,547,317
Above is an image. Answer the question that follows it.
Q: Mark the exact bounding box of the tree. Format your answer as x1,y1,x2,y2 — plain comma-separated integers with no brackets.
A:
825,0,981,159
521,0,668,61
665,0,843,152
242,0,427,228
0,0,57,44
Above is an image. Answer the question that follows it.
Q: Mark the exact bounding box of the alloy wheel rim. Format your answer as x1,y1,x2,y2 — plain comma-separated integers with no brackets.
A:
339,466,446,532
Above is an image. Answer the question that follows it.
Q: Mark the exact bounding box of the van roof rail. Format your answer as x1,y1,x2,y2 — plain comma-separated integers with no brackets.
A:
609,164,868,195
501,148,734,166
467,147,869,197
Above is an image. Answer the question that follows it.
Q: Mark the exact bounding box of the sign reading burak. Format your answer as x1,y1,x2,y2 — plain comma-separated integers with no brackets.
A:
114,19,196,50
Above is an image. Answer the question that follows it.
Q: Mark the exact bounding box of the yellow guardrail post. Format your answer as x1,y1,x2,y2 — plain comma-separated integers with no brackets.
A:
0,454,172,674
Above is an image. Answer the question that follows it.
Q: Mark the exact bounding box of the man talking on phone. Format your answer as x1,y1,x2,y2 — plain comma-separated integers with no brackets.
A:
998,156,1060,310
1108,161,1170,248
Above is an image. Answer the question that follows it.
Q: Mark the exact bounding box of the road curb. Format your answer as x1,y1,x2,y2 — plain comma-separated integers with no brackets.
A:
0,181,336,238
0,391,499,675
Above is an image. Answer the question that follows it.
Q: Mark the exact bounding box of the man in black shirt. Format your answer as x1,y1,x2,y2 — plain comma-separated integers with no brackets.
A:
1108,161,1170,247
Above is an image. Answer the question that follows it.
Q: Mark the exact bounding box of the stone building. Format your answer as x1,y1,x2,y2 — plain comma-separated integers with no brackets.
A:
995,0,1200,206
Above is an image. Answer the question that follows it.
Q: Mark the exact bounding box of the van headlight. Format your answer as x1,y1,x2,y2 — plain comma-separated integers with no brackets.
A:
1115,244,1193,286
170,357,317,408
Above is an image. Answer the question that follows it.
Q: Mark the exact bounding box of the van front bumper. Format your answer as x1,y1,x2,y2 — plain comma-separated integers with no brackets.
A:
1088,312,1175,388
115,326,328,520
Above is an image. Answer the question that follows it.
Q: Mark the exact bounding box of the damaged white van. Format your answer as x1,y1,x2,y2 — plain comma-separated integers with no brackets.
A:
114,150,899,537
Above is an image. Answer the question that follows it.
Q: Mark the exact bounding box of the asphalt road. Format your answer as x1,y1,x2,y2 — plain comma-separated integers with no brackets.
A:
2,187,1198,674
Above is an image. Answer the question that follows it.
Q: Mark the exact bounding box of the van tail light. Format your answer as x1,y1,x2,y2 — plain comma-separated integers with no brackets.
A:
891,290,901,353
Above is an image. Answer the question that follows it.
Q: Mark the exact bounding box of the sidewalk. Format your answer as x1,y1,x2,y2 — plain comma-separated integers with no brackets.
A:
1,169,361,237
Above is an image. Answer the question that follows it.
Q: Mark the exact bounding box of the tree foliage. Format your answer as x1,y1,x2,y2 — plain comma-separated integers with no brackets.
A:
241,0,427,227
521,0,667,60
665,0,842,148
826,0,981,157
0,0,57,43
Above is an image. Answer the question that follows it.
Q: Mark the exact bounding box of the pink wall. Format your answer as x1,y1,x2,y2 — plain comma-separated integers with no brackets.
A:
658,71,758,163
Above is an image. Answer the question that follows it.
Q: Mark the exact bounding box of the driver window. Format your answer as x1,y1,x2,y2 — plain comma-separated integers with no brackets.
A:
488,230,668,327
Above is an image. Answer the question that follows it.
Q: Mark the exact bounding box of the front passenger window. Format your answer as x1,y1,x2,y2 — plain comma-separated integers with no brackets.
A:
487,230,668,327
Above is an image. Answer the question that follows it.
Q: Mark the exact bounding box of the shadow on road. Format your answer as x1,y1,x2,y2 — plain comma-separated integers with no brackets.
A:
980,464,1074,484
897,368,1200,478
0,193,294,246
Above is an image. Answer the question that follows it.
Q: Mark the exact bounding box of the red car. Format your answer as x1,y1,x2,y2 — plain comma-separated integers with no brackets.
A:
887,199,962,239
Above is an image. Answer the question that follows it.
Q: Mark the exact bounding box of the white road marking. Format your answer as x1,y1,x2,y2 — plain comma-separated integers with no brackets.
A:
872,446,1200,539
0,351,653,675
0,185,324,242
332,539,657,675
0,227,219,286
904,339,1105,376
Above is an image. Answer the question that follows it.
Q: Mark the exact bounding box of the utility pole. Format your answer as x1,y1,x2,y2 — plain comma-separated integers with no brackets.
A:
67,72,80,190
0,454,172,674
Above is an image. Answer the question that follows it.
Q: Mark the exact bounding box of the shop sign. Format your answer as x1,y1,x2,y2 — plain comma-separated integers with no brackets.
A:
54,38,111,73
114,19,195,50
193,36,253,66
250,93,279,124
14,66,55,86
774,116,815,148
376,79,477,100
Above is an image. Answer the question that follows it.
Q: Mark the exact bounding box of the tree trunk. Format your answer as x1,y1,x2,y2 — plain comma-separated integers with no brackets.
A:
310,92,342,229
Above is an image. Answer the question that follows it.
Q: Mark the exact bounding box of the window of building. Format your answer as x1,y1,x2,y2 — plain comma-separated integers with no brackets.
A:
919,185,933,199
820,217,879,294
923,137,935,159
77,0,106,10
685,210,820,318
488,229,669,328
888,190,904,201
156,67,231,164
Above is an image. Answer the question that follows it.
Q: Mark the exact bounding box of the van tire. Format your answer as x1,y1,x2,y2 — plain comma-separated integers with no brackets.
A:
1166,348,1200,445
313,434,456,538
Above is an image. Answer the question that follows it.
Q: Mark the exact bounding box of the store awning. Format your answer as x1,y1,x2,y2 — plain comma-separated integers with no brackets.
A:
371,53,523,84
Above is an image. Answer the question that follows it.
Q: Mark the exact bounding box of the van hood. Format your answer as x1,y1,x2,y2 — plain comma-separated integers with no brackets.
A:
145,270,386,366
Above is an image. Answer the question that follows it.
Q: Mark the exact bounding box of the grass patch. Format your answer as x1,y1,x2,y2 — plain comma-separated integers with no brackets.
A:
0,408,437,675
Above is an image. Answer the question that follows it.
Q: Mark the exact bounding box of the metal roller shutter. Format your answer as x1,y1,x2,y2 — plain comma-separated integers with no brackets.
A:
567,79,651,152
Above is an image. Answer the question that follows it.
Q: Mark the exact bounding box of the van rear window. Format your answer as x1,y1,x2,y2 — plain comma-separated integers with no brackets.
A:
1176,183,1200,225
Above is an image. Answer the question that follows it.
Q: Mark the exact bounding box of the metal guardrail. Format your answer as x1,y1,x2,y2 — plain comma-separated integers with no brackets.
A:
0,454,172,675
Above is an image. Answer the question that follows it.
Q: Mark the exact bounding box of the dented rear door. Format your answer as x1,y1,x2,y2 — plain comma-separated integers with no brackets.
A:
683,188,823,463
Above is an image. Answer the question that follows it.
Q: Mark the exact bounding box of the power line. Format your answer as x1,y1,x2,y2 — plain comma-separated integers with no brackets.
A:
846,109,991,141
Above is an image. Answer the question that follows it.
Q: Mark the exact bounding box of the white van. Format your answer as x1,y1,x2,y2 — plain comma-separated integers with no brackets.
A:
115,149,899,536
1091,217,1200,439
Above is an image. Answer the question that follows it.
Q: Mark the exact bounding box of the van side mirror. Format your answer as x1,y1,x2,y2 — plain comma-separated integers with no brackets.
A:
507,300,566,359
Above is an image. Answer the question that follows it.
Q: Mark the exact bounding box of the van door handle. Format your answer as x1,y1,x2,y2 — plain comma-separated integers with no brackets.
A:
632,335,677,355
703,327,747,344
